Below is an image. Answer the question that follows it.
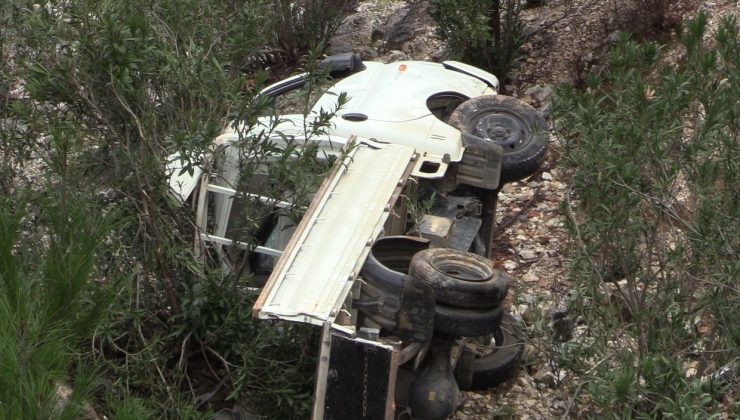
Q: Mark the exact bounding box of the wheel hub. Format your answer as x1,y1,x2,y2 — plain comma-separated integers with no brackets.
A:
472,112,528,151
429,252,493,282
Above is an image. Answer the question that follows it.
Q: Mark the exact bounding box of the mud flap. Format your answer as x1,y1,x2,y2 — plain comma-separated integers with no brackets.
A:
455,132,504,191
395,275,436,344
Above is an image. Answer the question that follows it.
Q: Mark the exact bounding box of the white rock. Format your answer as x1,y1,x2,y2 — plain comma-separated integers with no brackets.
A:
501,183,516,194
546,218,563,227
523,271,539,283
524,85,542,96
684,360,700,378
521,293,536,304
533,368,558,388
517,375,531,388
550,180,565,190
520,249,538,260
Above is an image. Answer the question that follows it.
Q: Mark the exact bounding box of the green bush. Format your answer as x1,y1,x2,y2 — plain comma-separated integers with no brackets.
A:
430,0,524,77
0,3,29,195
270,0,349,65
553,12,738,417
0,169,112,417
2,0,347,417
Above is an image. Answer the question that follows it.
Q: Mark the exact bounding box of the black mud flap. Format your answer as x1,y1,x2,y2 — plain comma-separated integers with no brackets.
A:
455,132,504,191
320,53,365,76
396,275,435,343
318,329,398,420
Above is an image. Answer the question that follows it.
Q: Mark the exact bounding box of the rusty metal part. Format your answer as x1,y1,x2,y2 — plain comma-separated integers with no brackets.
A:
396,274,435,343
408,337,460,419
454,132,504,191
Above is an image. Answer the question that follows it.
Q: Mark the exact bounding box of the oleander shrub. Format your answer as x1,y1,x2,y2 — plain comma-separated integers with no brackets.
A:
2,0,348,417
271,0,350,64
430,0,525,78
553,12,738,417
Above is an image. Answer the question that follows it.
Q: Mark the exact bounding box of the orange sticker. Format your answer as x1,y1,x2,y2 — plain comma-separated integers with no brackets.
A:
398,64,407,71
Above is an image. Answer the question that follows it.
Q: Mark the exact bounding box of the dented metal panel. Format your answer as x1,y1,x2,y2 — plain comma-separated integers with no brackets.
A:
442,60,499,90
166,153,203,202
254,142,416,326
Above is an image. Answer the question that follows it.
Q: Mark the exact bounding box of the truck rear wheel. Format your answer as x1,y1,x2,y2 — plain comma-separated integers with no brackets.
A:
409,248,510,309
434,303,504,337
454,314,525,390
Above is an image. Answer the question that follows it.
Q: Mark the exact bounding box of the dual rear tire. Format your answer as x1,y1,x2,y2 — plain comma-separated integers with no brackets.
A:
360,238,524,391
409,247,524,390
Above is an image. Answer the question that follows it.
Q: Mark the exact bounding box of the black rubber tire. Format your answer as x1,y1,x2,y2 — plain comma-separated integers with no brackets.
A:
409,248,510,309
434,303,504,337
454,314,525,390
359,236,430,332
448,95,548,183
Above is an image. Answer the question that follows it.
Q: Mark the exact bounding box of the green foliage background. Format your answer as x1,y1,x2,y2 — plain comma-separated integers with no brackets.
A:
430,0,524,78
1,1,737,418
0,0,345,418
553,12,738,417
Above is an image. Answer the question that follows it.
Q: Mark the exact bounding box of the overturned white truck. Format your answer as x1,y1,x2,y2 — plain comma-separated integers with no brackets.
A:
169,55,548,419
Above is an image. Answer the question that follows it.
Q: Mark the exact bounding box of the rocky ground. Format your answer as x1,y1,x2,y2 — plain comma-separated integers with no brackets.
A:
7,1,733,417
329,1,737,418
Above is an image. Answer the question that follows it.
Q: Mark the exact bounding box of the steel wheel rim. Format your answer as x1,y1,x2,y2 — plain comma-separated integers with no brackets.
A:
472,111,529,151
